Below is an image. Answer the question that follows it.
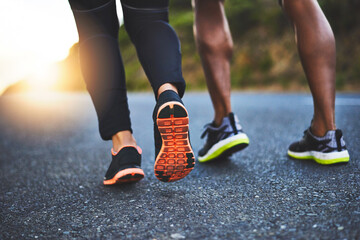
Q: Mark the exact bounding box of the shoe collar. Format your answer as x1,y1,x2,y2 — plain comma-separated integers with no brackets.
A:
112,145,142,156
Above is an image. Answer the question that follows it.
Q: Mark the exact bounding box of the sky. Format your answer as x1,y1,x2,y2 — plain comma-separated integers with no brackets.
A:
0,0,123,94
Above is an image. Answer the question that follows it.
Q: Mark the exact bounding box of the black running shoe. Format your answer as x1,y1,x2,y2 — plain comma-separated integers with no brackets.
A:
103,146,145,185
153,101,195,182
198,112,249,163
288,128,350,165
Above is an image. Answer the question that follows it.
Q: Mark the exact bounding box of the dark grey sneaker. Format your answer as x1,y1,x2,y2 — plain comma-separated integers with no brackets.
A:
198,113,249,163
288,128,350,165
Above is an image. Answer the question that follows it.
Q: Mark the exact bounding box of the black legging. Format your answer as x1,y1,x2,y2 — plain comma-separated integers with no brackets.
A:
69,0,186,140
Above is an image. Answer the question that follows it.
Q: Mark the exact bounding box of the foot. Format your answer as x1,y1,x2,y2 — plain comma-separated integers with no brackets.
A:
288,128,350,165
198,112,249,163
153,96,195,182
103,146,145,185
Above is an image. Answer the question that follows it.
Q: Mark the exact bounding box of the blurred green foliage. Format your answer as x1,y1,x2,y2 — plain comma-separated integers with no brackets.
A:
118,0,359,91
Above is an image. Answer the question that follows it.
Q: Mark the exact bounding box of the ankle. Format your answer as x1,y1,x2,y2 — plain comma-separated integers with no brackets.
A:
213,111,231,127
157,83,178,99
213,116,224,127
112,130,137,152
310,121,336,137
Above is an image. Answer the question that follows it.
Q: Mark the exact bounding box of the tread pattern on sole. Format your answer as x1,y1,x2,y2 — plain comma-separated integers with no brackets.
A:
154,102,195,182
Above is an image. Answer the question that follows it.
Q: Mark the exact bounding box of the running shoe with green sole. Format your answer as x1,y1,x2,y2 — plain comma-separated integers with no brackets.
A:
198,113,249,163
288,128,350,165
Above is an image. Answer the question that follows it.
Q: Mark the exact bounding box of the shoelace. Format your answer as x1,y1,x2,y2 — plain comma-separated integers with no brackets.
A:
200,123,231,139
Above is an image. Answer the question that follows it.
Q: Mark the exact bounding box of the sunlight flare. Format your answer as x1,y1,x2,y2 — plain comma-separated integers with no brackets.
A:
28,63,60,92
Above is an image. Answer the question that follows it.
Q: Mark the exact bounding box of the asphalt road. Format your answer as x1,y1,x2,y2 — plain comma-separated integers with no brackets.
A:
1,92,359,239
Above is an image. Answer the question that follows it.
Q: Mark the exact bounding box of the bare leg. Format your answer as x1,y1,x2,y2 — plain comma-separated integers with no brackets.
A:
112,131,137,152
157,83,178,99
193,0,233,126
283,0,336,136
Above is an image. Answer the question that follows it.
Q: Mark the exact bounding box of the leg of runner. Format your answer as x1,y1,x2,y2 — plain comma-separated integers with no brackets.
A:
69,0,145,184
193,0,249,163
282,0,350,164
69,0,134,145
122,0,195,182
122,0,186,99
193,0,232,126
283,0,336,136
70,0,195,183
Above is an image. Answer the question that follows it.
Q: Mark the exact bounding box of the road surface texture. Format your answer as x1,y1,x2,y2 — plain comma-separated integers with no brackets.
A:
1,92,359,239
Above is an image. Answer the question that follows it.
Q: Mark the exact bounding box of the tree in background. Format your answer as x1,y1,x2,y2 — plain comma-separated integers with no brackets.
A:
7,0,356,95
